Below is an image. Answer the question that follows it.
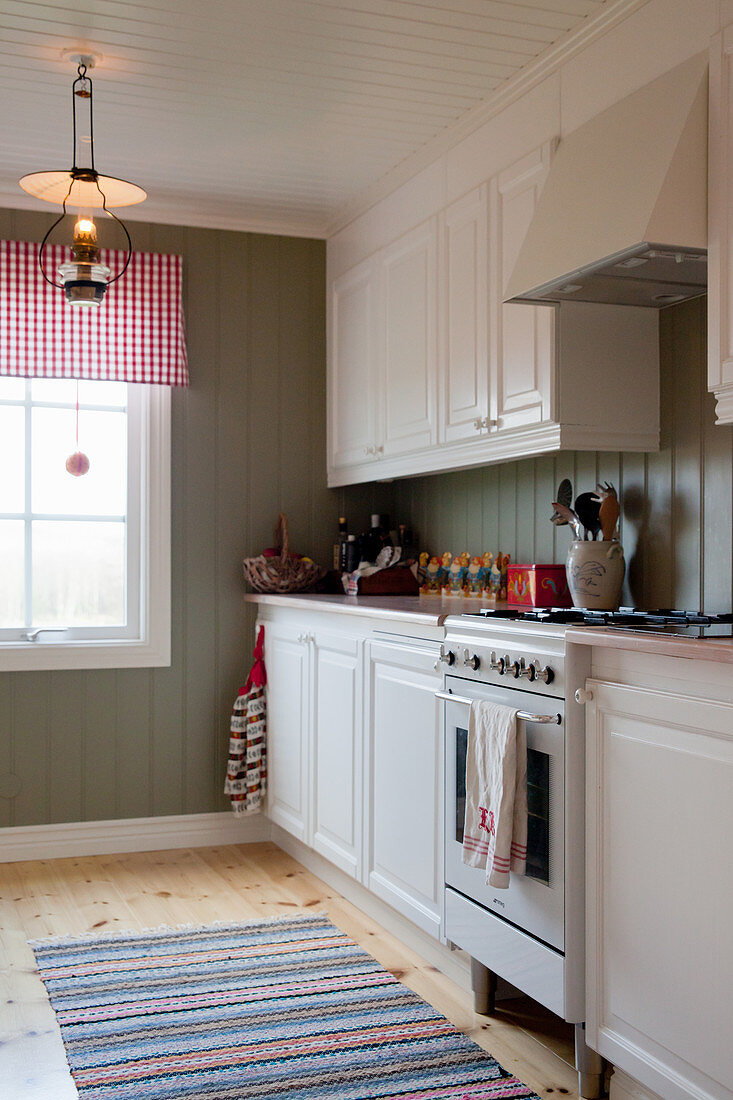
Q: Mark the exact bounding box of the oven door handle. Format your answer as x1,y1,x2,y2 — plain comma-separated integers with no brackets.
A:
434,689,561,724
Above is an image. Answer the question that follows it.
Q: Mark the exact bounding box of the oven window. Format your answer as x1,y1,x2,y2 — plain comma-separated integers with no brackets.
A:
456,726,468,843
526,748,550,885
455,727,551,885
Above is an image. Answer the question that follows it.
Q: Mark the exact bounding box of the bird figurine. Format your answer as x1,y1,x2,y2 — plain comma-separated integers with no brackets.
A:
593,482,620,541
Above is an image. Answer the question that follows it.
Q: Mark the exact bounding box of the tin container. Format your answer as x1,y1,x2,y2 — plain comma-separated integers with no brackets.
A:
507,563,572,608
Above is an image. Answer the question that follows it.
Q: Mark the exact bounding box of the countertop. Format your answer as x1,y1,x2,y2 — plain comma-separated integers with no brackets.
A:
245,593,733,663
243,591,488,627
566,626,733,664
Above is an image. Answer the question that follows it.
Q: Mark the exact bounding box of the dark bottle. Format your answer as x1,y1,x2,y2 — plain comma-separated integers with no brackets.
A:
398,523,416,560
360,514,382,564
336,517,349,571
378,514,393,549
344,534,359,572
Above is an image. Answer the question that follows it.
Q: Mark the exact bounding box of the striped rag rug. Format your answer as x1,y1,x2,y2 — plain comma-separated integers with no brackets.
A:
30,913,542,1100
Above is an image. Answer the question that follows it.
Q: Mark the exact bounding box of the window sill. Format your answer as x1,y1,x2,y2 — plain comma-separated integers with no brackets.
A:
0,635,171,672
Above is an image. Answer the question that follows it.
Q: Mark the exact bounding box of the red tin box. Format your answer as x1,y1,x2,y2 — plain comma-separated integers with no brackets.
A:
507,563,572,608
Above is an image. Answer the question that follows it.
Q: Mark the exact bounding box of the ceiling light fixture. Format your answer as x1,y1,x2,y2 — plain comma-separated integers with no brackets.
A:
19,53,147,307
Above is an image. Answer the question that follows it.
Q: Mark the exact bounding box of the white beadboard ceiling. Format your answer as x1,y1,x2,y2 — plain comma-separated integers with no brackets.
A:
1,0,629,237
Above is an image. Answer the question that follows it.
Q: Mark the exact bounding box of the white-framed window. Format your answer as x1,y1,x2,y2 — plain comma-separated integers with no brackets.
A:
0,376,170,671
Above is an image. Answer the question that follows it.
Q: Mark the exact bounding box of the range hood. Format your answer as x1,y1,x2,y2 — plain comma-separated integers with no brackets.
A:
506,54,708,309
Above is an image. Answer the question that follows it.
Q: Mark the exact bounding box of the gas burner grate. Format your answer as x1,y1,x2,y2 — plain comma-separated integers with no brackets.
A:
466,606,733,627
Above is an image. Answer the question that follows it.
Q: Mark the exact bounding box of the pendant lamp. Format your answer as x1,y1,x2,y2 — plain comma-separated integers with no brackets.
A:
19,53,146,307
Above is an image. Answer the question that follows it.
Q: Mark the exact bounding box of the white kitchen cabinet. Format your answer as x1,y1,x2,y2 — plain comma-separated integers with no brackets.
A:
327,141,659,487
380,219,439,457
366,637,443,939
311,628,362,879
264,615,364,881
709,25,733,423
490,144,554,433
328,255,380,470
263,619,311,842
439,185,490,445
585,674,733,1100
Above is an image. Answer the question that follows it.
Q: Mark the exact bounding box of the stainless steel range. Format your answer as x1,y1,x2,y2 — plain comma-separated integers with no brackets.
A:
437,608,601,1098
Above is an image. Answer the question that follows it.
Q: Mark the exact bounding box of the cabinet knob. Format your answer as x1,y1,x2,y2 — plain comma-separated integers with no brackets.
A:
474,416,498,432
574,688,593,704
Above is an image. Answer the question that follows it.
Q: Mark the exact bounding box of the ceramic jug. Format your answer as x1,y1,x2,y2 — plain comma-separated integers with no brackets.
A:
565,540,625,610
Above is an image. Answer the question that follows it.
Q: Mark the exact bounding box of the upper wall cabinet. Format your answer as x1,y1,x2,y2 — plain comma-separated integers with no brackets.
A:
329,256,380,469
491,146,554,433
381,220,439,457
327,142,661,488
439,185,490,445
709,26,733,423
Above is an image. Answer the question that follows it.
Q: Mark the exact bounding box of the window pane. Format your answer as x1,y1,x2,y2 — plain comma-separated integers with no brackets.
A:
32,521,125,626
0,406,25,511
0,520,25,627
32,407,127,516
31,378,126,408
0,377,25,400
78,380,127,408
30,379,79,405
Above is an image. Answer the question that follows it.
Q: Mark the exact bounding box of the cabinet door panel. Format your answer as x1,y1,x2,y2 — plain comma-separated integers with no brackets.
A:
491,145,555,432
440,186,490,444
264,624,309,842
330,258,378,469
709,27,733,423
586,680,733,1100
367,640,442,937
381,221,438,456
312,633,361,878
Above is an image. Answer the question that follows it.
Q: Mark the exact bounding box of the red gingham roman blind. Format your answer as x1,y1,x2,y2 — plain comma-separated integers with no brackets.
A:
0,240,189,386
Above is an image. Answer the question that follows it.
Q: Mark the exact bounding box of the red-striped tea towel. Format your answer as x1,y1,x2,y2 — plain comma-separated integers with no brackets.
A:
225,626,267,814
462,700,527,888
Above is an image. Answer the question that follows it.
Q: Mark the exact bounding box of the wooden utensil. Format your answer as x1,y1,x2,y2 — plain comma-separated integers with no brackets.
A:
593,482,620,541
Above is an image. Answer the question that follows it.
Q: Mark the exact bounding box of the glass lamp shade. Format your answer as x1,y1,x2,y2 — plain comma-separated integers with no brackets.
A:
19,171,147,208
58,258,112,307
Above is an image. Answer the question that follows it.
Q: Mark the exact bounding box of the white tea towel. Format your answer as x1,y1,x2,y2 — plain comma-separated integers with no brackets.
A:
462,699,528,888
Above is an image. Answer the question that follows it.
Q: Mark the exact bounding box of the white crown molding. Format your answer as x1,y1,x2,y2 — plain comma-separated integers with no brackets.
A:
325,0,653,238
0,811,270,862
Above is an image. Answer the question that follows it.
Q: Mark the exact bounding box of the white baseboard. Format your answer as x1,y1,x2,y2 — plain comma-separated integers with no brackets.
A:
610,1069,663,1100
0,811,270,862
271,824,472,995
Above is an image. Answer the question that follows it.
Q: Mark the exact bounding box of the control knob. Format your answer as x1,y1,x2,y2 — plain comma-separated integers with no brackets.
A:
504,655,521,678
433,645,455,671
463,649,480,671
489,651,505,675
531,660,554,684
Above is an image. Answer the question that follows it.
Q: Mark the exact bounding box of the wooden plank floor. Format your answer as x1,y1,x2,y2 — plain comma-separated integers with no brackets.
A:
0,842,580,1098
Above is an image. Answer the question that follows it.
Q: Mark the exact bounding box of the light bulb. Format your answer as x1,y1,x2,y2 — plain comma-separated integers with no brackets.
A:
74,217,97,245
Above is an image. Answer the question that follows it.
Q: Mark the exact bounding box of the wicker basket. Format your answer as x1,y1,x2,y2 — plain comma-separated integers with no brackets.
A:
242,513,323,594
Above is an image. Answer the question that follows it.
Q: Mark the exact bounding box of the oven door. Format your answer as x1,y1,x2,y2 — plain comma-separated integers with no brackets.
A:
443,675,565,952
